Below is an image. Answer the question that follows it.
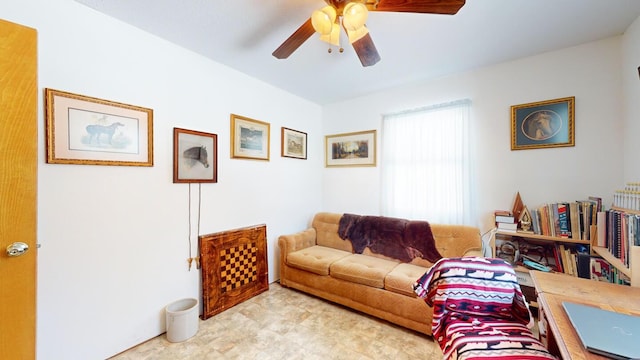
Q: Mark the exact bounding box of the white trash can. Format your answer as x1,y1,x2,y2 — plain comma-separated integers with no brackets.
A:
165,298,199,343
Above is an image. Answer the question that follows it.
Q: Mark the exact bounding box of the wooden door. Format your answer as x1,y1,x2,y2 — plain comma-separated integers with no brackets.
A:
0,18,38,360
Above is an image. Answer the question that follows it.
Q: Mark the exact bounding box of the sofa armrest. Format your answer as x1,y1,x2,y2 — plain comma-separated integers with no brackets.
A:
278,228,317,255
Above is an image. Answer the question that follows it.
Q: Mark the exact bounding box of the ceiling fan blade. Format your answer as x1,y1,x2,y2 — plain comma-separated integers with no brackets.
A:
367,0,466,15
272,18,315,59
351,32,381,67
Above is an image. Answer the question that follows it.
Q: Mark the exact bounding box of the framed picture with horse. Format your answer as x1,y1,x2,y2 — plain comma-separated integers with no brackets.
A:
173,128,218,183
45,88,153,166
511,96,575,150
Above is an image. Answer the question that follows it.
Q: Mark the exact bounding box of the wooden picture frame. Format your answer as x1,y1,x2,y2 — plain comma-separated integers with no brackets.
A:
511,96,575,150
281,127,307,159
230,114,270,161
173,128,217,183
325,130,376,167
45,88,153,166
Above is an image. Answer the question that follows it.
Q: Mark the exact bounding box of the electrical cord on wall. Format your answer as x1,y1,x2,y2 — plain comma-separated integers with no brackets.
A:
187,183,203,271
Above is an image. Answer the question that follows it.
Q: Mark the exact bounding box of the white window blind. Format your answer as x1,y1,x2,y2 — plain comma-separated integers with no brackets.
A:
381,99,472,225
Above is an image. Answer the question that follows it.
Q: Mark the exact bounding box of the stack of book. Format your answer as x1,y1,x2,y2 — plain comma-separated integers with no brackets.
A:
495,210,517,232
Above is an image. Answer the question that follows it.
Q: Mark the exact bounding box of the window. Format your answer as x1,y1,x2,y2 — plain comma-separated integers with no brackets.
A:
381,99,473,224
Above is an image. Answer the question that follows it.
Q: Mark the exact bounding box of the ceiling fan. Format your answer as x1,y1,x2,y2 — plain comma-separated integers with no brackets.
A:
272,0,466,67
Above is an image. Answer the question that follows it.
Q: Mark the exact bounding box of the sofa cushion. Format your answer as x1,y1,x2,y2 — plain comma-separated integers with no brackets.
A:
312,212,354,252
430,224,482,259
385,263,428,297
286,245,351,275
330,254,399,288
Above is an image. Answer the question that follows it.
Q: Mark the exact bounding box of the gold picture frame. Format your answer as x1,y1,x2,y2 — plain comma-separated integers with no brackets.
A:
230,114,270,161
45,88,153,166
281,127,307,160
511,96,575,150
173,128,217,183
325,130,376,167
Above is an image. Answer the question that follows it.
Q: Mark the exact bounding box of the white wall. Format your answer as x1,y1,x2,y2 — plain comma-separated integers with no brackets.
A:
323,37,626,234
622,16,640,181
1,0,323,359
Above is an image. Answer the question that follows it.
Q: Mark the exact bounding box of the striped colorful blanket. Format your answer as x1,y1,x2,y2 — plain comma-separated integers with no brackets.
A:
414,257,557,360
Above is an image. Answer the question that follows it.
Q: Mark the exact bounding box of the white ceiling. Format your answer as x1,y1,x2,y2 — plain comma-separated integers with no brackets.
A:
73,0,640,105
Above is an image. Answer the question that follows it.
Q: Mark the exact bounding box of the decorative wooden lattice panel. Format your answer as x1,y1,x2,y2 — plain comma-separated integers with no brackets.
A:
199,224,268,320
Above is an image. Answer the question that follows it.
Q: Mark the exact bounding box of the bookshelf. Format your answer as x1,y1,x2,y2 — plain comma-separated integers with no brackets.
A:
492,230,590,272
495,230,590,246
492,230,594,308
494,206,640,291
591,206,640,287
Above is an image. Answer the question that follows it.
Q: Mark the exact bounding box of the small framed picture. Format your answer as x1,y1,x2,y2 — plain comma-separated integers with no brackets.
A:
230,114,270,161
325,130,376,167
45,88,153,166
173,128,217,183
511,96,575,150
281,127,307,159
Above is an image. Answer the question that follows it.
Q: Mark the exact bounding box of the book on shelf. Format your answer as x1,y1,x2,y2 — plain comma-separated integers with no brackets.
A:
497,222,518,232
495,210,512,217
552,244,564,273
538,205,550,236
557,203,571,238
576,252,591,279
551,203,560,237
495,215,516,223
588,196,603,212
596,211,607,247
530,210,541,235
558,244,573,276
569,202,581,240
494,210,515,223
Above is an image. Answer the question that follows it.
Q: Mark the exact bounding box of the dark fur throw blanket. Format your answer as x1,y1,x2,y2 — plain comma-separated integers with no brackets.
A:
338,214,442,263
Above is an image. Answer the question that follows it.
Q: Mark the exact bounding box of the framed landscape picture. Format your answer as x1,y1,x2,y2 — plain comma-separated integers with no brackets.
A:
281,127,307,159
230,114,270,161
325,130,376,167
45,88,153,166
511,96,575,150
173,128,217,183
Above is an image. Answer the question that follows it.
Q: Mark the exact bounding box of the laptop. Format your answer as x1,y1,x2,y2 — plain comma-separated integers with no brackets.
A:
562,301,640,360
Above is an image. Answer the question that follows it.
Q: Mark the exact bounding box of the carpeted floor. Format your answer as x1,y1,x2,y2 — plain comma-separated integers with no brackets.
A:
110,282,442,359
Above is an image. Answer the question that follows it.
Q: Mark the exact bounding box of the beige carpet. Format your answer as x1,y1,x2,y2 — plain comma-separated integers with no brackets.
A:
110,282,442,359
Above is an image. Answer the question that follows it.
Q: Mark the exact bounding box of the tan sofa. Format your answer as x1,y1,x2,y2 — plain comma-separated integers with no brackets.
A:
278,212,482,335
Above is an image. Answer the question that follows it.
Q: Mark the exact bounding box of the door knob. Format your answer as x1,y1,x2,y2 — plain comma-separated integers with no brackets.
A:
6,242,29,257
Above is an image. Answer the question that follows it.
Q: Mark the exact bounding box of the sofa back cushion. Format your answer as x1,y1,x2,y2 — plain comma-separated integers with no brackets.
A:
313,213,482,264
430,224,482,259
312,212,353,252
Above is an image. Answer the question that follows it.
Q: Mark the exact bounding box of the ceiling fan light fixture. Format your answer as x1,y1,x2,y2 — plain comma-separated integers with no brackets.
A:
343,2,368,30
319,22,341,46
343,2,369,43
311,6,337,35
346,25,369,43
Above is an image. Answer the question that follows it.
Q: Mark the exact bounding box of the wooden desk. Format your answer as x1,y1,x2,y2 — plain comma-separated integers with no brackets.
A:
531,271,640,360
